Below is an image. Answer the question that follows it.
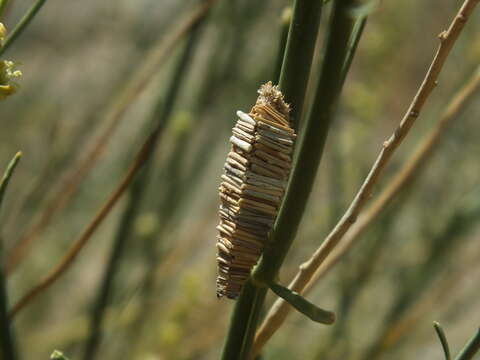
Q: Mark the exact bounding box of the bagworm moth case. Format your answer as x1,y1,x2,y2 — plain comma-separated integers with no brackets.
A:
216,82,296,299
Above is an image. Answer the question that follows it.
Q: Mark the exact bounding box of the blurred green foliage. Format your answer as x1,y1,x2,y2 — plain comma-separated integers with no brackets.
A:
0,0,479,359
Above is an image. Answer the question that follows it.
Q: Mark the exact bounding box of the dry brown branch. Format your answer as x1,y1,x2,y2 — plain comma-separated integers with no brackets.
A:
8,128,162,319
302,66,480,288
5,0,216,274
256,65,480,351
252,0,479,355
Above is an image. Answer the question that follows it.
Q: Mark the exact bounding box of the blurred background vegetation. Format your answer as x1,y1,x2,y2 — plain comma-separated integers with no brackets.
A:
0,0,479,359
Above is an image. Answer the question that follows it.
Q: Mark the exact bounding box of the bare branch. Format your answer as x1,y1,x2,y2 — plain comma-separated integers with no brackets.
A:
252,0,479,355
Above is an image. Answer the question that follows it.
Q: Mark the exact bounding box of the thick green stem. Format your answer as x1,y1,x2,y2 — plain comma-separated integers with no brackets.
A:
255,0,358,285
82,16,206,360
221,0,361,358
0,152,21,360
0,0,48,56
221,0,323,358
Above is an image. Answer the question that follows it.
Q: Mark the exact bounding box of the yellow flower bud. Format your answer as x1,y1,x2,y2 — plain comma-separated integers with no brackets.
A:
0,23,6,42
0,84,16,100
0,60,22,100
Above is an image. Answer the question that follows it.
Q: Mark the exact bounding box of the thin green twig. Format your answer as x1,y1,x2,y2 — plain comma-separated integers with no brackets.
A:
0,0,48,56
251,0,364,356
340,15,366,84
0,152,21,360
0,152,21,206
269,282,335,324
454,328,480,360
254,1,479,354
220,1,324,358
255,0,359,287
273,7,292,83
434,322,451,360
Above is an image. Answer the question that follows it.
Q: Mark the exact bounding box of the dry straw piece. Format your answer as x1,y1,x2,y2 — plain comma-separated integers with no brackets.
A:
216,82,296,299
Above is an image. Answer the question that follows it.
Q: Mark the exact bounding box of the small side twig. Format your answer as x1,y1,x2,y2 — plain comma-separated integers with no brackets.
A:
0,152,21,360
268,282,335,324
0,152,21,206
434,322,451,360
253,0,479,353
0,0,48,56
340,15,367,85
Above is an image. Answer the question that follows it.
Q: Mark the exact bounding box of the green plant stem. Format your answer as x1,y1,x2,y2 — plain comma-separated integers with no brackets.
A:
434,322,451,360
254,2,479,353
269,282,335,324
273,7,292,83
0,0,9,19
227,0,361,358
0,152,21,360
221,0,325,358
0,152,21,206
340,16,366,84
0,0,48,56
82,15,206,360
454,328,480,360
256,0,358,285
277,0,323,129
220,1,353,359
